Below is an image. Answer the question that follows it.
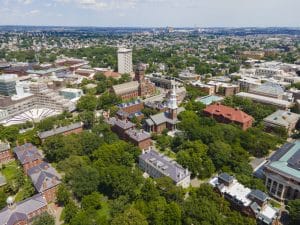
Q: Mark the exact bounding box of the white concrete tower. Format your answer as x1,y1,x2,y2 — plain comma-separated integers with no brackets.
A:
168,83,178,119
117,48,133,74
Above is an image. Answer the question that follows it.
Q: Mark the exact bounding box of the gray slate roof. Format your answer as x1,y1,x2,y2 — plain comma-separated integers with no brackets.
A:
0,142,10,153
125,129,151,142
112,81,139,95
249,189,269,202
0,194,47,225
38,122,83,139
146,107,185,126
27,162,61,193
106,117,135,130
13,143,42,165
139,149,190,183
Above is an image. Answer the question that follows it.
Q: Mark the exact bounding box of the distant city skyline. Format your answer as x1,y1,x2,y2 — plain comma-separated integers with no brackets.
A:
0,0,299,27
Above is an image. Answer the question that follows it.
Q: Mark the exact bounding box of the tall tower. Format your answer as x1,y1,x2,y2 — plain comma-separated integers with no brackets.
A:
134,63,145,82
117,48,133,74
168,83,178,120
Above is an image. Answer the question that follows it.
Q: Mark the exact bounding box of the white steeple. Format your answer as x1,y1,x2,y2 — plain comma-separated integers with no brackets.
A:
168,82,178,110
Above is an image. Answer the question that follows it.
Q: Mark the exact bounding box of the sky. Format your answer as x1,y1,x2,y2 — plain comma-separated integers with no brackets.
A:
0,0,299,27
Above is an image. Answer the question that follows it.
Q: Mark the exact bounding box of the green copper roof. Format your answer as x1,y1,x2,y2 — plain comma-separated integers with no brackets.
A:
268,140,300,180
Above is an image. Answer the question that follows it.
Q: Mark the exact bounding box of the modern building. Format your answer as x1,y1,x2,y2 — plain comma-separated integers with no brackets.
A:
203,103,254,130
117,48,133,74
139,149,191,188
13,143,43,173
209,173,279,225
0,194,48,225
145,86,184,133
236,92,293,109
263,110,300,134
178,70,200,81
28,162,61,203
38,122,83,141
0,82,76,126
264,141,300,200
0,74,17,96
0,142,13,164
59,88,83,100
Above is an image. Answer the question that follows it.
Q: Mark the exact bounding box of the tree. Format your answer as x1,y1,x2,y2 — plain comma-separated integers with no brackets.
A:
77,95,98,111
42,135,70,162
111,207,148,225
0,191,7,209
177,141,215,179
64,200,79,224
81,192,102,210
66,166,100,199
288,199,300,225
56,184,71,206
32,213,55,225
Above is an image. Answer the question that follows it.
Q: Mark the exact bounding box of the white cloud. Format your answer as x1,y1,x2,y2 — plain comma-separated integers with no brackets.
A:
26,9,40,15
18,0,33,4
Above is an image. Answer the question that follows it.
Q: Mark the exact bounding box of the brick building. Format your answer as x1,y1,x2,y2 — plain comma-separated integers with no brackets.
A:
203,103,254,130
112,63,155,101
116,99,144,121
145,85,185,133
0,194,48,225
13,143,43,173
38,122,83,141
105,117,152,149
0,142,13,164
28,162,61,203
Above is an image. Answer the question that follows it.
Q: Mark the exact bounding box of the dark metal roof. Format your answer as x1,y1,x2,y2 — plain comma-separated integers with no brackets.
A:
269,142,295,162
249,189,268,202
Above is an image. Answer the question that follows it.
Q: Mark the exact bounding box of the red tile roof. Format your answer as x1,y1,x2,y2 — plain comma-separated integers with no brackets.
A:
203,103,253,124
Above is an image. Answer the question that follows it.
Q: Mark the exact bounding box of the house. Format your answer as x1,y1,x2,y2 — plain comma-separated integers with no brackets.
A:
139,149,191,188
0,142,13,164
203,103,254,130
145,85,184,133
38,122,83,141
27,162,61,203
263,110,300,134
0,194,48,225
264,141,300,200
210,173,279,225
13,143,43,173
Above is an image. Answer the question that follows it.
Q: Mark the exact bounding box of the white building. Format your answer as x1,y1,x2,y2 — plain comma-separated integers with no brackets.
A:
117,48,133,74
139,149,191,188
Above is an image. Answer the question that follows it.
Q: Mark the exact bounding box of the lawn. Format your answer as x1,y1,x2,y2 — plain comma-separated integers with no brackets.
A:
1,161,20,181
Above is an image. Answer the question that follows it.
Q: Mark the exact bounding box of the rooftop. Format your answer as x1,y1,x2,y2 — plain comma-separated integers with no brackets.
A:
266,140,300,181
125,128,151,142
203,103,253,123
38,122,83,139
139,149,190,183
0,194,47,225
13,143,42,165
236,92,293,108
27,162,61,193
112,81,139,95
263,110,300,127
195,95,224,106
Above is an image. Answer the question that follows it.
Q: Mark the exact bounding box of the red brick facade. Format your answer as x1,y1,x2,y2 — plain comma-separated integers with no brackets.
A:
62,127,83,136
0,149,14,164
203,103,253,130
23,158,43,174
43,186,59,203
